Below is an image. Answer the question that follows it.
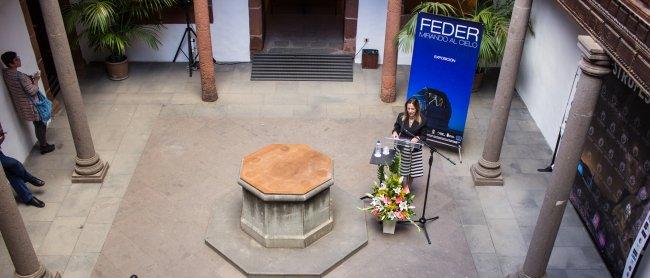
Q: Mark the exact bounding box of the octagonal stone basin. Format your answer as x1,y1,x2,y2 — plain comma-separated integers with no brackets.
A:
239,144,334,248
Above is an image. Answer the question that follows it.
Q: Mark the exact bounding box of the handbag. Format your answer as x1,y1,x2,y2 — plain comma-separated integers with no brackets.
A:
17,72,52,122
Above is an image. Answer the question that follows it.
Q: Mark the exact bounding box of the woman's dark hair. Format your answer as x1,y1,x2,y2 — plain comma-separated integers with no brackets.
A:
1,51,17,67
402,98,422,123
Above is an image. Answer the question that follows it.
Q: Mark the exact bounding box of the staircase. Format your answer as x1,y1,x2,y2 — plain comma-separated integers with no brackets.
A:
251,53,353,81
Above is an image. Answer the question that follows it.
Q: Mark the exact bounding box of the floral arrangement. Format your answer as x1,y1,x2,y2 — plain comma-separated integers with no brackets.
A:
362,155,417,224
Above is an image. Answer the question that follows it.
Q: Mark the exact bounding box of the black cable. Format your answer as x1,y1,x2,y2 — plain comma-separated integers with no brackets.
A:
354,41,368,58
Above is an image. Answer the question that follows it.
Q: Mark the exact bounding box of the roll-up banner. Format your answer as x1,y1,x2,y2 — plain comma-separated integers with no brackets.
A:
570,63,650,277
406,13,483,146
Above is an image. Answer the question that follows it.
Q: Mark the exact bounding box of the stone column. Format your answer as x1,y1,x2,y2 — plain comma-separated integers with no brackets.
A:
343,0,358,53
470,0,533,185
39,0,109,183
379,0,402,103
194,0,218,102
513,36,609,278
249,0,264,53
0,167,59,278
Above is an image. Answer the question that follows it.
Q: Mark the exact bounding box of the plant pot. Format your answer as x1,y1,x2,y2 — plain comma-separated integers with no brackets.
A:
106,59,129,81
472,71,485,93
382,219,397,234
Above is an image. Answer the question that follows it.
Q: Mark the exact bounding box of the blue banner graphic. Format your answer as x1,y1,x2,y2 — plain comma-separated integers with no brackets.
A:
406,13,483,143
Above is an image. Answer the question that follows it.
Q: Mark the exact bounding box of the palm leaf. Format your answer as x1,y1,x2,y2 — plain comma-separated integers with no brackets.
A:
397,2,458,53
64,0,176,59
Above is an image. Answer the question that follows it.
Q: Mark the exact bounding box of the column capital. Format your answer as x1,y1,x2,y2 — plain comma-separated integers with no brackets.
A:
577,35,610,77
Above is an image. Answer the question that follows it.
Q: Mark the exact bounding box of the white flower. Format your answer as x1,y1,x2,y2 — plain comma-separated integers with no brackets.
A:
399,202,408,210
393,187,401,194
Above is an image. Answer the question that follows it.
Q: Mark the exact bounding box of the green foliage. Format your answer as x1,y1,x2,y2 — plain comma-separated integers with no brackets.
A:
468,0,511,70
397,0,526,72
377,165,386,183
397,2,457,52
363,153,418,226
388,153,400,175
64,0,176,62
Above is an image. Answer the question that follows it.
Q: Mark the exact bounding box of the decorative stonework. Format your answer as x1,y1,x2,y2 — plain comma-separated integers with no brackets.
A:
205,144,367,276
239,144,334,248
555,0,650,100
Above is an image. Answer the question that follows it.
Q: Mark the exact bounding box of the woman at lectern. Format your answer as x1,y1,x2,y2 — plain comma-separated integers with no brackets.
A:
392,98,426,190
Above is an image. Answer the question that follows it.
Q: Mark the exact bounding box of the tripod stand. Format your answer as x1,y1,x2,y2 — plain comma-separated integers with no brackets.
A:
173,7,199,77
399,139,456,245
172,5,216,77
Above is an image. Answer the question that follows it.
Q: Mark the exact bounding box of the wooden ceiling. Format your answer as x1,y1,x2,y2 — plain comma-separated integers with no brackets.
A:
556,0,650,100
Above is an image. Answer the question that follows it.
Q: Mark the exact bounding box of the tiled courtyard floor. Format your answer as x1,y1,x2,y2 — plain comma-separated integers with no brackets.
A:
0,62,608,277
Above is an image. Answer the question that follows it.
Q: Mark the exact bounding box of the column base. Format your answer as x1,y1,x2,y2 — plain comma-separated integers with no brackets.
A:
72,161,109,183
470,158,504,186
14,264,62,278
506,267,546,278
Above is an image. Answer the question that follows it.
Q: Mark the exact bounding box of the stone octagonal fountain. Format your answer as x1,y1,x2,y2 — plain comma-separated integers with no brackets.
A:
205,144,367,277
239,144,334,248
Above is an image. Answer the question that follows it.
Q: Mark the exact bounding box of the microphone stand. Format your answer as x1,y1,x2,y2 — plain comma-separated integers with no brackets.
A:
398,137,456,245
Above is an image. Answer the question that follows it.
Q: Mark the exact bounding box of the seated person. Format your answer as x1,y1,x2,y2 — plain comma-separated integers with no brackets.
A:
0,121,46,208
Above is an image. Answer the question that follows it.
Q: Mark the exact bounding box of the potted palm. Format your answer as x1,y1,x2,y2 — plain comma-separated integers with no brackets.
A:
467,1,511,92
397,1,516,92
397,2,457,52
64,0,176,80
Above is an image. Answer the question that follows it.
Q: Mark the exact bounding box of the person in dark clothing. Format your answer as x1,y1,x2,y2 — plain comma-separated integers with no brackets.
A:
392,98,427,190
0,122,46,208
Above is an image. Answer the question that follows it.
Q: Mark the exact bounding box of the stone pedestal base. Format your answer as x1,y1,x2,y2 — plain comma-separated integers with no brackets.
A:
205,186,367,277
72,162,109,183
240,183,333,248
470,158,503,186
506,267,546,278
15,264,62,278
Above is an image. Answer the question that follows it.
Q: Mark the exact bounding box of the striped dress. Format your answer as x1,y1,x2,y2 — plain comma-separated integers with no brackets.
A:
2,68,39,122
396,144,424,178
392,113,427,178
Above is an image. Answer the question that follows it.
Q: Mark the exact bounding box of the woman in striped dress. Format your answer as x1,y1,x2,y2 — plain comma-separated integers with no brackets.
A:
1,51,54,154
392,98,426,190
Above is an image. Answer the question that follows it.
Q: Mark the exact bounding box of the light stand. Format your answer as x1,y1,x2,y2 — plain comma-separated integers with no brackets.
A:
173,5,199,77
398,139,456,245
172,2,217,77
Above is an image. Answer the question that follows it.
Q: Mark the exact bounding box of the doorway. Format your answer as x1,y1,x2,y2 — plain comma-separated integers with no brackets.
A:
249,0,358,55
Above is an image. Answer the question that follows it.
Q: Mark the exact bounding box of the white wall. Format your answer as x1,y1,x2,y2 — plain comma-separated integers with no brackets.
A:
0,0,41,162
354,0,412,65
79,0,416,65
81,0,251,62
515,0,583,147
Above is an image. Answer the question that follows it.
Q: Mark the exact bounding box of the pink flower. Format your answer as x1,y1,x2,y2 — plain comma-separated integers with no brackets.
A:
382,196,390,204
371,208,379,216
394,211,404,220
395,196,404,204
403,187,410,194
